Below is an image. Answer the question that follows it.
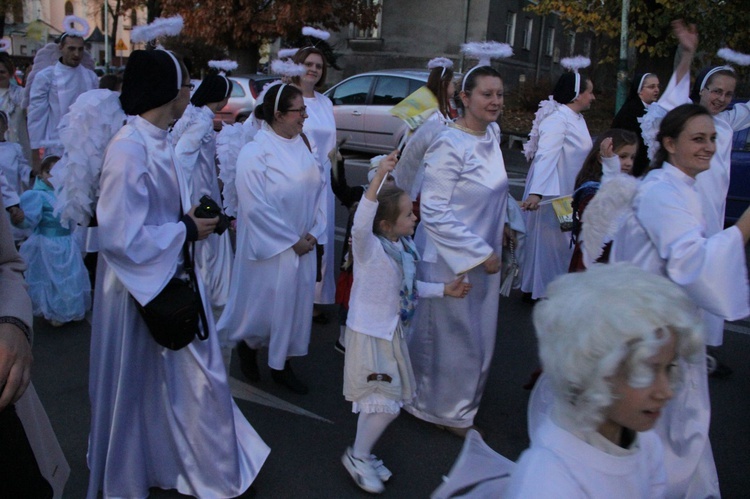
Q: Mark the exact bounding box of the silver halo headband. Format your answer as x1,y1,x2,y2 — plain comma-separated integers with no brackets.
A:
638,73,653,94
700,66,735,92
274,83,288,114
221,75,231,99
162,50,182,91
461,65,484,93
574,73,581,99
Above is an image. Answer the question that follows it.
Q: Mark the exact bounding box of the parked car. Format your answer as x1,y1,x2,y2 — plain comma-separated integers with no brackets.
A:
213,74,281,130
725,107,750,225
324,69,432,154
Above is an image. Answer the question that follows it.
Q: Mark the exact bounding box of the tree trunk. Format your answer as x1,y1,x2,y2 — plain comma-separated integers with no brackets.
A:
108,0,122,67
147,0,162,23
230,42,261,74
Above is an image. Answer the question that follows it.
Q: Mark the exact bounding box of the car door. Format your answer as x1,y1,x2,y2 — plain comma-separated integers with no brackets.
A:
364,76,424,153
327,75,374,151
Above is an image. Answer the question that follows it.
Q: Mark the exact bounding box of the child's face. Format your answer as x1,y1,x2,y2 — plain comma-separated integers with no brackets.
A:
388,193,417,241
616,144,637,175
598,331,677,445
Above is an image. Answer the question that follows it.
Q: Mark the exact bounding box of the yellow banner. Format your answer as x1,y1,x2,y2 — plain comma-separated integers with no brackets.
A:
389,86,438,130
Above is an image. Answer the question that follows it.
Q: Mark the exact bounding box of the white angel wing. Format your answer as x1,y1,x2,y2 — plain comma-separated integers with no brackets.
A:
53,89,127,228
638,103,668,162
395,118,445,199
523,96,558,162
216,119,259,217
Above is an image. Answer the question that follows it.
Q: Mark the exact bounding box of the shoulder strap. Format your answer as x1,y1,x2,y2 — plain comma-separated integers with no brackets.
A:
300,132,313,153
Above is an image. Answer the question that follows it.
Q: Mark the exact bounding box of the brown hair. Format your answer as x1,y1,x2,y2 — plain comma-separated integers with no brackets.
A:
373,185,407,236
291,47,327,88
426,65,455,118
575,129,638,189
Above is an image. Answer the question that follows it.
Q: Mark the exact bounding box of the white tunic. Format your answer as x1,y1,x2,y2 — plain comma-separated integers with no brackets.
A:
27,62,98,150
611,162,748,498
304,91,337,304
0,84,31,161
217,125,326,370
88,116,269,499
521,104,592,298
173,104,234,313
507,417,667,498
405,123,508,427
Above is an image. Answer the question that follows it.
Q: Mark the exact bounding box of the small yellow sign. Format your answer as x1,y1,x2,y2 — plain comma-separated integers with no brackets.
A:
115,39,127,51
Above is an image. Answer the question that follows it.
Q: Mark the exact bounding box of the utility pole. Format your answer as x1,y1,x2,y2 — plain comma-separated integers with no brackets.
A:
615,0,629,113
104,0,110,72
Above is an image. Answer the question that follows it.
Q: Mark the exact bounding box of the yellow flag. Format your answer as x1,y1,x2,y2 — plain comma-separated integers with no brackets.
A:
27,21,48,43
551,195,574,232
389,86,438,130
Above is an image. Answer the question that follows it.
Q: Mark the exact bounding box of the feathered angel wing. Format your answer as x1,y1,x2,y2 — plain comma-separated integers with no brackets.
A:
216,120,259,217
523,96,558,162
638,103,668,162
23,43,60,109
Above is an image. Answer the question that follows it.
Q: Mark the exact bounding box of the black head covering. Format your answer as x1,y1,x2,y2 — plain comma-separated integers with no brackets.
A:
191,73,232,107
120,50,183,116
629,72,651,100
552,72,583,105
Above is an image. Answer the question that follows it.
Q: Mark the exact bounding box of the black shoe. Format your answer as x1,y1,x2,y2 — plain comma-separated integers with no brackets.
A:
334,340,346,354
236,342,260,382
271,361,308,394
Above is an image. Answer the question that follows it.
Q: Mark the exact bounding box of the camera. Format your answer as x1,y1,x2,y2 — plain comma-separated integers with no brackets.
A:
194,195,231,235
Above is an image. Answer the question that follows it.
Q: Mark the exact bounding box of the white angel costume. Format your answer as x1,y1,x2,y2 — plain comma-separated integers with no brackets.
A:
87,116,269,498
610,162,749,498
173,104,234,314
303,91,337,304
27,61,97,153
521,104,592,299
216,124,326,370
0,140,31,242
394,115,446,200
0,83,31,162
640,70,750,346
405,122,508,428
507,416,667,498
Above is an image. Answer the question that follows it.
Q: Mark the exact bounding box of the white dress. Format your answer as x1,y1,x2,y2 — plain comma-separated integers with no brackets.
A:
304,91,337,304
88,116,269,499
611,162,749,498
405,122,508,428
0,84,31,162
217,125,326,370
27,62,98,152
521,104,592,298
173,104,234,315
507,417,667,498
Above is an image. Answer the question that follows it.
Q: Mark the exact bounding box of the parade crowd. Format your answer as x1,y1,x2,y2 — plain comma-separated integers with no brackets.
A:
0,13,748,499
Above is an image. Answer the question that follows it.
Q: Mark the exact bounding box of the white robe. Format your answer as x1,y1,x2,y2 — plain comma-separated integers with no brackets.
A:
521,104,592,298
507,417,667,498
304,91,337,304
0,84,31,163
88,116,269,499
0,140,31,241
27,62,98,151
173,104,234,315
405,123,508,427
217,125,326,370
611,162,748,498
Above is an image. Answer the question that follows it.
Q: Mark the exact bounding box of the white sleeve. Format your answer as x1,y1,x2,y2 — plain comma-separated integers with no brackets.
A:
526,113,566,197
27,70,52,149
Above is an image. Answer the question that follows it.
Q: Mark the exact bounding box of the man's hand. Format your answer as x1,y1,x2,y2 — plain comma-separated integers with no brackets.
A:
0,323,32,411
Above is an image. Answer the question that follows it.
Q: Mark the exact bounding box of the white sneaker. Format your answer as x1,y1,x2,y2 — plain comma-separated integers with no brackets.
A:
342,447,385,494
369,455,392,482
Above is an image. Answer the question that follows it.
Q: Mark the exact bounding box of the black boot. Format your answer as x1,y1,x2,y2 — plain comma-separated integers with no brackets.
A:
236,342,260,382
271,361,308,394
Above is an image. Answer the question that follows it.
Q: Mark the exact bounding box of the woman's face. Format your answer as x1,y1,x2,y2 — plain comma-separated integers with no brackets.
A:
0,63,11,87
615,143,637,175
460,75,503,128
664,114,716,178
638,75,660,104
573,79,595,111
301,53,325,88
172,78,192,120
274,94,307,138
699,74,736,115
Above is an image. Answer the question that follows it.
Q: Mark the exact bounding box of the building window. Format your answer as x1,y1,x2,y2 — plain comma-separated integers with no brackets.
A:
522,18,533,50
505,12,516,45
567,32,575,55
64,1,74,16
352,0,381,39
545,27,555,56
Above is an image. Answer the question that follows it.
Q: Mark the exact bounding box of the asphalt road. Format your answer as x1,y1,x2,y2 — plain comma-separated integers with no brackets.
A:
30,145,750,498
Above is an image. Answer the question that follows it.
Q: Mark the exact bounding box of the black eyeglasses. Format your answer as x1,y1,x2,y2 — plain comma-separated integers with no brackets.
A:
182,83,195,90
286,106,308,115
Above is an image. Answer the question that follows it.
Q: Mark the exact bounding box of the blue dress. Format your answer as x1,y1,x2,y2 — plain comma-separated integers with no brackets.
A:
18,177,90,322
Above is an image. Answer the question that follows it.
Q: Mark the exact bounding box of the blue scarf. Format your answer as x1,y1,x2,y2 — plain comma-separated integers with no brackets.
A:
377,235,420,329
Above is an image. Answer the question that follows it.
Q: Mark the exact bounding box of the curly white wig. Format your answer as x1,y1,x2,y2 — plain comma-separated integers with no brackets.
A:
533,263,703,432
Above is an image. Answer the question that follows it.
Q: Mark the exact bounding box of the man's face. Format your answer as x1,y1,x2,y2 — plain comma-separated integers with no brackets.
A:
60,37,85,67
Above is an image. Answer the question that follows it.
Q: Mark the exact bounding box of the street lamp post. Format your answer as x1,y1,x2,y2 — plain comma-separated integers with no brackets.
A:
616,0,630,113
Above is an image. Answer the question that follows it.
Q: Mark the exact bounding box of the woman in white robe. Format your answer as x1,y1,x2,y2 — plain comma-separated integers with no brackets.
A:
217,83,326,394
173,74,235,318
521,73,595,299
0,53,30,164
405,66,509,435
611,104,750,498
87,50,269,499
291,47,337,316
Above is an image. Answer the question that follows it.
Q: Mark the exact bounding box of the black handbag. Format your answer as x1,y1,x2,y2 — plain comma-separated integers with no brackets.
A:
134,242,209,350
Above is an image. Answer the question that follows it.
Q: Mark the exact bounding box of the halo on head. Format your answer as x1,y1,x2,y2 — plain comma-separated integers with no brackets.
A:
279,48,299,60
560,55,591,98
302,26,331,42
208,59,238,75
270,59,306,78
62,15,90,38
130,15,184,45
0,39,10,52
427,57,454,79
460,41,513,92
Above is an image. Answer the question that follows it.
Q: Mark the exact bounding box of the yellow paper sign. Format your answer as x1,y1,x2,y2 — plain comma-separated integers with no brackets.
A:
551,195,574,232
389,86,439,130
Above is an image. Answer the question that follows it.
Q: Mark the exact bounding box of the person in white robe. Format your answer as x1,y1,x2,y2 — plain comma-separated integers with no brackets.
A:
509,264,703,498
87,50,269,499
27,34,97,165
0,53,30,164
173,73,234,318
520,72,595,299
611,103,750,498
290,46,337,320
405,66,510,435
217,82,326,395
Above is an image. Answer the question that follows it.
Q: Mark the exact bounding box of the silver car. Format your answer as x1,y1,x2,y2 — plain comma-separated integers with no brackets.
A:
324,69,431,154
213,74,280,129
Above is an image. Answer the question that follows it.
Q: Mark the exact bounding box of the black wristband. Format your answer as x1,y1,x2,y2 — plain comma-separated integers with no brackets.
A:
180,214,198,242
0,316,31,343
